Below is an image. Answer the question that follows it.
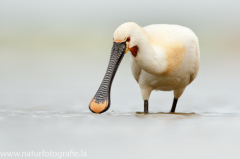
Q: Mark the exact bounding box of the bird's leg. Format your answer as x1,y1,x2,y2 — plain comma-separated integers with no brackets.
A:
170,98,178,113
144,100,148,113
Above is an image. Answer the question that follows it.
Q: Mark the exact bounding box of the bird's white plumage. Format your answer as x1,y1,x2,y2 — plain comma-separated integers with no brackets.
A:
114,22,200,101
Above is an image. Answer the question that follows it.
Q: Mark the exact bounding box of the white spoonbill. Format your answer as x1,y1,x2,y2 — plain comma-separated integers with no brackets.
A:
89,22,200,114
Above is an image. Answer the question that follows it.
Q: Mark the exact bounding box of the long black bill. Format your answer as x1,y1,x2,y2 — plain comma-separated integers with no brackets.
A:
89,42,126,113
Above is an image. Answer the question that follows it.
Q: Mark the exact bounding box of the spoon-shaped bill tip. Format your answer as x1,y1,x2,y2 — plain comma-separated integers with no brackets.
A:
89,99,109,114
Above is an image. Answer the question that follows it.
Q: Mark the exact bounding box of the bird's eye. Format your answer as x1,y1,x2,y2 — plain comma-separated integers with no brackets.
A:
126,37,130,41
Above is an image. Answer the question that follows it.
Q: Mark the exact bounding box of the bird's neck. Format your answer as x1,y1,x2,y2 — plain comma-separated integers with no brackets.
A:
134,28,166,75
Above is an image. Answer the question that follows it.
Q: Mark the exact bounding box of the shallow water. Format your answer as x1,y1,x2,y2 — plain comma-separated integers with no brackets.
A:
0,46,240,158
1,110,240,159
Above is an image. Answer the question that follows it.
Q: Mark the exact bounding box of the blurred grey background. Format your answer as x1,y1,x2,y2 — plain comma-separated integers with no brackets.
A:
1,0,240,113
1,1,240,159
0,0,240,112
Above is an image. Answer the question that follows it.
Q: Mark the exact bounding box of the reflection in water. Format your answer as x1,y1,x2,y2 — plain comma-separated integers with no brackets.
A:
1,109,240,159
1,109,240,118
136,111,198,115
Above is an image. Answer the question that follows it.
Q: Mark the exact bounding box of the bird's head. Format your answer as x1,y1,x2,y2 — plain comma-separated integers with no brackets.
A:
113,22,140,53
89,22,140,114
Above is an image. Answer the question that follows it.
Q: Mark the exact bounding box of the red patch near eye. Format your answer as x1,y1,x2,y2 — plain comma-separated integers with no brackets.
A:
130,46,138,57
127,37,130,41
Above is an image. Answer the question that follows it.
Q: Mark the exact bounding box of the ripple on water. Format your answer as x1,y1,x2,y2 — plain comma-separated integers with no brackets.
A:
0,109,240,120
